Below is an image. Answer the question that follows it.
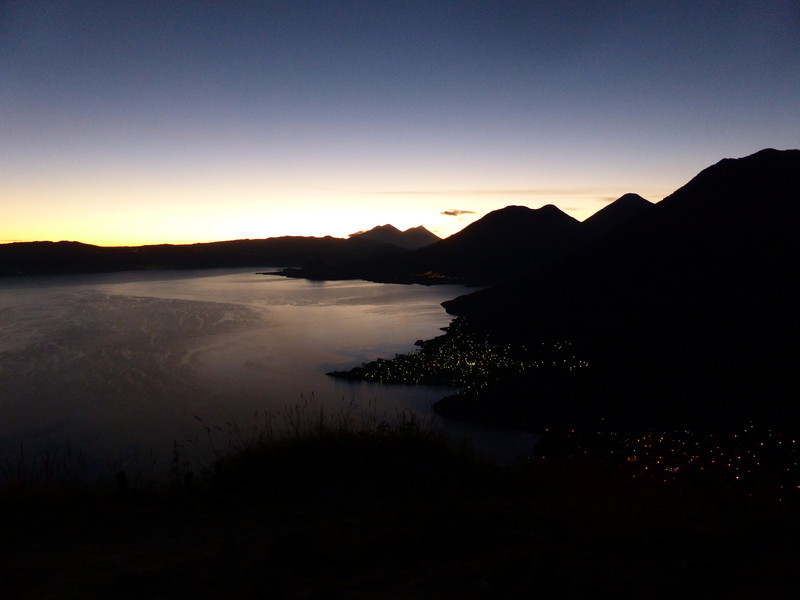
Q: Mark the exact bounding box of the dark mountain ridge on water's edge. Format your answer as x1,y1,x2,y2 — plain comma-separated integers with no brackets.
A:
348,224,441,250
357,204,585,284
436,148,800,429
3,195,650,283
0,236,406,277
280,200,650,285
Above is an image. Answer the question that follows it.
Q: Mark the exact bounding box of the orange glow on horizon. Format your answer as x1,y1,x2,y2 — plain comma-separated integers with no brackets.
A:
2,175,668,247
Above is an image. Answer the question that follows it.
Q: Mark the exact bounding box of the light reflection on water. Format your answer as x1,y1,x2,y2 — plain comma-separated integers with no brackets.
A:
1,268,508,475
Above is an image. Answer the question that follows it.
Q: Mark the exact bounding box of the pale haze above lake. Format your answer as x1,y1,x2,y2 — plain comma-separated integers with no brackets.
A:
0,269,479,476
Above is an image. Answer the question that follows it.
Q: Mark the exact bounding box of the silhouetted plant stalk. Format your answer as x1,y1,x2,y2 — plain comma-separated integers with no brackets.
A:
1,440,86,490
2,396,446,494
191,395,439,463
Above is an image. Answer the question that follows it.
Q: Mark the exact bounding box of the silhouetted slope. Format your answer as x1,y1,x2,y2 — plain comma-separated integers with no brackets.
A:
581,193,653,241
402,225,443,249
0,241,123,275
0,236,404,276
442,149,800,425
286,198,656,285
346,205,585,284
349,224,440,250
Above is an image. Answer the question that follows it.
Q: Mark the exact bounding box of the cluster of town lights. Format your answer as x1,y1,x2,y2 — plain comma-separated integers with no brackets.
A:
334,319,589,393
545,422,800,502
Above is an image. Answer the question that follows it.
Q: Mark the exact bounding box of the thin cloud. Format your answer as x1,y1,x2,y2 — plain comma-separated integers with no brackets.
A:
441,209,475,217
351,188,619,197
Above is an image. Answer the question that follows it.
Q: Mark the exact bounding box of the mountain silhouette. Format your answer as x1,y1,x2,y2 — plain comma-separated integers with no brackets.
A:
440,148,800,427
0,236,405,277
348,224,440,250
370,205,584,283
289,204,589,285
580,193,653,241
291,197,655,285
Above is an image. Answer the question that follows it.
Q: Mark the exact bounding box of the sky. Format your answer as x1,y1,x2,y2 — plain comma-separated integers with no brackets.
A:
2,1,798,246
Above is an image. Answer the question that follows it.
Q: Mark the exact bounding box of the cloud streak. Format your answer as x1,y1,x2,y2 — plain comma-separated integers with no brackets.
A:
352,188,625,197
441,209,475,217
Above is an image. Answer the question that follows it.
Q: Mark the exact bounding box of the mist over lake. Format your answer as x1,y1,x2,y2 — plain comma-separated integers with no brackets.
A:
0,269,471,474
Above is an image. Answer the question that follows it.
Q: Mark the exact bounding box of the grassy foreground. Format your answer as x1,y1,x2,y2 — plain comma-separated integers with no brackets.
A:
2,407,800,599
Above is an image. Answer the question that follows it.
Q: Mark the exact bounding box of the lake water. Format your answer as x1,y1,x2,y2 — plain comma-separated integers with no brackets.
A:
0,268,539,479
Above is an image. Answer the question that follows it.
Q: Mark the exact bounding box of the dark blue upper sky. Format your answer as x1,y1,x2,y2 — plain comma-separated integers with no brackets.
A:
2,1,798,244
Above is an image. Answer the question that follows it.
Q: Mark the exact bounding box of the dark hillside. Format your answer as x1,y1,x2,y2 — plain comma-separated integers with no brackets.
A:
280,197,657,285
580,193,653,241
0,236,404,276
5,415,800,599
441,149,800,427
332,204,585,285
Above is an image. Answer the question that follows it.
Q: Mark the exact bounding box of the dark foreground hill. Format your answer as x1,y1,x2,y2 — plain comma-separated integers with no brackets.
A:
4,414,800,599
438,148,800,428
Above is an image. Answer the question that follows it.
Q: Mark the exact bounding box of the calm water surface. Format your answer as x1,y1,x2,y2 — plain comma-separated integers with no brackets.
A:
0,268,474,474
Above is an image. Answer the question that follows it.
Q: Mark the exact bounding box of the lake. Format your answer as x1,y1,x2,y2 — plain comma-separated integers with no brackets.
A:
0,268,484,476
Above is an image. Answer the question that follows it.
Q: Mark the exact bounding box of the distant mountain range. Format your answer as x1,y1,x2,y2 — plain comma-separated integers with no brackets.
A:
0,221,444,277
280,194,653,284
1,195,651,283
0,236,407,277
436,148,800,428
348,224,440,250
